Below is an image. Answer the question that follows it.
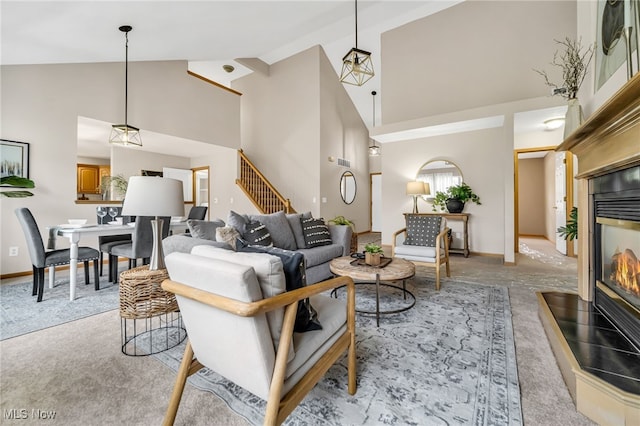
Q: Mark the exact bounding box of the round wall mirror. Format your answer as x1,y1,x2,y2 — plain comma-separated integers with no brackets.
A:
340,171,357,204
416,160,463,199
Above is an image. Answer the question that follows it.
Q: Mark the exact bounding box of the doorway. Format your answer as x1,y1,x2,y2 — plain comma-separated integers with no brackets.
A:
514,147,574,257
370,173,381,233
192,166,210,220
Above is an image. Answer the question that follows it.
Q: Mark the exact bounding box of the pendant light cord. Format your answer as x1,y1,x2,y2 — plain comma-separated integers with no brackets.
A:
354,0,358,48
124,30,129,128
372,90,377,148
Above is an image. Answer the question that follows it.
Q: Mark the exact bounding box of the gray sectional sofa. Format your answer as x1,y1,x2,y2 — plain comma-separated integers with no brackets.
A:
163,210,352,284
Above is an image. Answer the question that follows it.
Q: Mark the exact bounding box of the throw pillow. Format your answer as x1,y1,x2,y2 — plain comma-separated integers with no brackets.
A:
237,243,322,332
215,226,240,250
187,219,225,240
405,215,442,247
248,210,297,251
286,211,312,249
300,217,332,248
243,220,273,247
227,210,249,235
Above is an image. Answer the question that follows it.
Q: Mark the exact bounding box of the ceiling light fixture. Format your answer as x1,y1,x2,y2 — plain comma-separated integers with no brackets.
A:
109,25,142,147
544,117,565,131
369,90,380,156
339,0,374,86
222,64,235,73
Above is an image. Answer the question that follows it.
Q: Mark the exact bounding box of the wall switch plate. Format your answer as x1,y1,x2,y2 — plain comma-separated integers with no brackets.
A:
9,247,18,256
321,197,327,203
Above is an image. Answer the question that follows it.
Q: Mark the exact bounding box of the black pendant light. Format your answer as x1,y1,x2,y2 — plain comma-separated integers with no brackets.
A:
369,91,380,156
109,25,142,147
339,0,374,86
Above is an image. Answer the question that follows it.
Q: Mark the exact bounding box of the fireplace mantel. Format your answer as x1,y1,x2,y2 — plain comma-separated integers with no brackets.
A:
548,73,640,425
558,72,640,179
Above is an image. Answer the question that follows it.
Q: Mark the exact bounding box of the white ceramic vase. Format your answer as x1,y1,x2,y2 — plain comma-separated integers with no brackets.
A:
564,98,584,139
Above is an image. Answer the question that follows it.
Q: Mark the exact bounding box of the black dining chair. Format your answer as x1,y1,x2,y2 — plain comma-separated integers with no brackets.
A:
187,206,208,220
15,208,100,302
96,206,133,279
109,216,171,283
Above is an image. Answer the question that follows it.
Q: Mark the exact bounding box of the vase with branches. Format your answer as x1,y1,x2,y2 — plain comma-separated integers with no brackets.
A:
534,37,595,137
534,37,595,100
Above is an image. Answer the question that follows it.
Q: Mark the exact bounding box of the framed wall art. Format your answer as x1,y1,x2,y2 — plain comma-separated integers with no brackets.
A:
595,0,638,90
0,139,30,179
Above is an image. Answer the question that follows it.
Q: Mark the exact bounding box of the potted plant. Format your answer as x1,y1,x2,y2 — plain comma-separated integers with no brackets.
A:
557,207,578,241
534,37,595,136
364,243,383,266
329,215,358,254
101,174,128,200
431,182,481,213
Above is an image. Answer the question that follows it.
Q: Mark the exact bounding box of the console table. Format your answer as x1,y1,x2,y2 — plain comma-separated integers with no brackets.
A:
404,213,470,257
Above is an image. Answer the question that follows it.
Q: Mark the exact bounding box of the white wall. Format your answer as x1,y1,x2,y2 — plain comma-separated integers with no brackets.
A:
544,152,557,242
233,46,370,231
1,60,240,275
381,127,505,256
381,0,577,124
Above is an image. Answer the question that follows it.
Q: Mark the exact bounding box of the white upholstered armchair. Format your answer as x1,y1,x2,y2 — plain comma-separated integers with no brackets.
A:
391,214,451,290
161,247,356,426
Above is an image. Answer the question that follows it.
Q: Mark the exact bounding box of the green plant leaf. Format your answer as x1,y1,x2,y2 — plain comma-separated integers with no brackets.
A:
0,190,34,197
0,175,35,188
557,207,578,241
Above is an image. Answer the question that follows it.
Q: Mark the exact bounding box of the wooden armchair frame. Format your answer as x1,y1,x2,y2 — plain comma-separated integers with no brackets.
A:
161,275,357,426
391,226,451,291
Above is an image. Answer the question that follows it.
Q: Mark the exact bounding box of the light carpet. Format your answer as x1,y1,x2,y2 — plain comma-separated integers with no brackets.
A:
153,279,523,425
0,271,119,340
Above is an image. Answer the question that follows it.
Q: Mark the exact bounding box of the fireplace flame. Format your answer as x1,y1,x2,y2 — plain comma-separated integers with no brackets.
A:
610,249,640,296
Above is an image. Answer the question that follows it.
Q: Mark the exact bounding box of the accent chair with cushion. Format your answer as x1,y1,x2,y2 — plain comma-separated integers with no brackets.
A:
15,207,100,302
391,214,450,290
161,249,357,425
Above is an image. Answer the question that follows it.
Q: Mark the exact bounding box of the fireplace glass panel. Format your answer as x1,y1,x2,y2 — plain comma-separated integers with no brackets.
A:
600,221,640,311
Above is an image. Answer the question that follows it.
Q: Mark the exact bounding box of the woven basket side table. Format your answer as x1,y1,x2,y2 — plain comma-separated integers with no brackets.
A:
119,265,186,356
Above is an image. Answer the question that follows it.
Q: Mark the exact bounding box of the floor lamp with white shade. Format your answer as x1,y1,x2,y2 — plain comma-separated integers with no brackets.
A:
121,176,184,270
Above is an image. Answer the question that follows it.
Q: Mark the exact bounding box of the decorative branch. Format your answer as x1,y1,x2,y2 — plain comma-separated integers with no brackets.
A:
534,37,595,100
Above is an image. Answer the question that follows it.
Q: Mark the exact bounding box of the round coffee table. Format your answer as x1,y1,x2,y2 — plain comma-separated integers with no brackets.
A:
330,256,416,326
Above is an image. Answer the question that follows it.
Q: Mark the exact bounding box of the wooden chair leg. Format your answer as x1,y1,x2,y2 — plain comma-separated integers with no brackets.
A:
36,268,45,302
163,340,197,426
435,264,441,291
93,259,100,290
445,258,451,277
84,261,90,284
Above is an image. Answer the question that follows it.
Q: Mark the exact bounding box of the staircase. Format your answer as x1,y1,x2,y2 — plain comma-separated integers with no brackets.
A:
236,149,295,214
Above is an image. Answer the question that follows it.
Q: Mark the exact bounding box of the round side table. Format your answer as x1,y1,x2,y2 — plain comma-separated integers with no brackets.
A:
330,256,416,326
119,265,186,356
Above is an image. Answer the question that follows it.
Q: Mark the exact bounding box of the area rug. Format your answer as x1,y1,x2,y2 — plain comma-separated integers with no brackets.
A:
0,272,119,340
153,279,523,425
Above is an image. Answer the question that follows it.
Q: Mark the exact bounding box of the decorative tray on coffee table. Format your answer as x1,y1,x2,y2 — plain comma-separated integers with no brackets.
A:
350,257,392,268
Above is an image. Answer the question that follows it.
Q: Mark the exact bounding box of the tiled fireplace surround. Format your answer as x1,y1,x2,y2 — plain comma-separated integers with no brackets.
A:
538,73,640,424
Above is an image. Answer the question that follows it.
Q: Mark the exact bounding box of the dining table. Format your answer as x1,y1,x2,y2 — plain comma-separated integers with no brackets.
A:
53,219,189,301
55,223,134,301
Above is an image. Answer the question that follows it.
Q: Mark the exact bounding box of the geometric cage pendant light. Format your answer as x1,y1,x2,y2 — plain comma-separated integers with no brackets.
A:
109,25,142,147
339,0,374,86
368,90,381,156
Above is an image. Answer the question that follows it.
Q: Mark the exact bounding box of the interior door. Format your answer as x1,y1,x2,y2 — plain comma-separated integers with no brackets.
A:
555,152,567,254
371,173,382,232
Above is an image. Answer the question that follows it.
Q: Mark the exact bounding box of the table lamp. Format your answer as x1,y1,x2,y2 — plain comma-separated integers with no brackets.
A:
121,176,184,270
406,181,430,214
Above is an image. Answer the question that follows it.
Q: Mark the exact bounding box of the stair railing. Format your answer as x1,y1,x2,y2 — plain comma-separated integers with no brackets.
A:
236,149,295,214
